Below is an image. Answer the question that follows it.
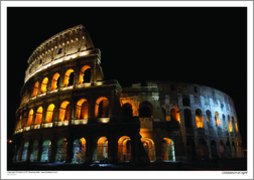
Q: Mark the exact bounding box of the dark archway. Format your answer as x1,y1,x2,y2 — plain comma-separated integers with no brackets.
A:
186,139,196,160
83,68,91,83
210,141,217,158
123,103,133,117
139,101,153,118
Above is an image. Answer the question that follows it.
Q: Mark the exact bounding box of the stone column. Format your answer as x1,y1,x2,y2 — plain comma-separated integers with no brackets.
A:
26,138,33,162
49,135,57,163
67,137,74,163
18,139,24,162
37,136,43,162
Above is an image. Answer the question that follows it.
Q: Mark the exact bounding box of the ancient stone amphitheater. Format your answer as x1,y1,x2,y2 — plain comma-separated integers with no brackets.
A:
12,25,243,164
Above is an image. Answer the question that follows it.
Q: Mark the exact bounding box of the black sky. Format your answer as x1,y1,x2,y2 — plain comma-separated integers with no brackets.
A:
7,7,247,148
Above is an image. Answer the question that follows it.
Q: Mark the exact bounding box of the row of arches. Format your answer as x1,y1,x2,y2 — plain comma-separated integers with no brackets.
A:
16,97,109,130
23,65,92,102
14,136,175,163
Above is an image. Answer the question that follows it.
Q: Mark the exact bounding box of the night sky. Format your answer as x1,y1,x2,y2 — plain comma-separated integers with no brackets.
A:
7,7,247,148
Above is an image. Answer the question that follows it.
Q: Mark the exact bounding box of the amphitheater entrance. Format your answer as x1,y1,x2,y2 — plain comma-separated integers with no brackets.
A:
41,140,51,162
30,140,39,162
72,138,86,163
210,141,217,158
22,141,29,161
198,139,209,158
141,138,155,161
118,136,131,162
161,138,175,161
55,138,68,162
95,137,108,162
186,139,196,160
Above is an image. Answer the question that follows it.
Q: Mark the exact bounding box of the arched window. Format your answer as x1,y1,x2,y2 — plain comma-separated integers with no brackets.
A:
51,73,60,90
122,103,133,117
59,101,70,121
95,97,109,118
41,77,48,93
228,115,233,132
182,97,190,106
96,137,108,161
231,116,236,132
198,139,208,158
215,111,220,126
184,109,192,128
72,138,86,163
23,90,27,102
30,140,39,162
27,109,34,127
141,138,156,161
22,141,29,161
79,65,91,84
46,104,55,123
206,110,211,122
195,109,203,128
76,99,88,119
161,138,175,161
33,81,39,97
22,112,27,127
118,136,132,162
41,140,51,162
170,107,181,124
35,107,43,125
139,101,153,118
64,69,74,87
55,138,68,162
235,118,238,132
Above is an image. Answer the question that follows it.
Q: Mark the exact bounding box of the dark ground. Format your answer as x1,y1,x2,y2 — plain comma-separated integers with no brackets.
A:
7,158,247,171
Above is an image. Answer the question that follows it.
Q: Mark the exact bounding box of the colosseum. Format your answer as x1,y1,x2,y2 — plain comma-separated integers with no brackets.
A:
11,24,244,164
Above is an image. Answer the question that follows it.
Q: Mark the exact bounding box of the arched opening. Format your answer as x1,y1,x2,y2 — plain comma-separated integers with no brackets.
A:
33,81,39,97
41,77,48,93
72,138,86,163
206,110,211,122
198,139,209,158
22,141,29,161
51,73,60,90
195,109,203,128
23,90,27,102
59,101,70,121
27,109,34,127
122,103,133,117
35,106,43,125
219,140,225,158
210,141,217,158
139,101,153,118
75,99,88,119
215,112,220,126
79,65,91,84
184,109,192,128
46,104,55,123
30,140,39,162
186,139,196,160
170,107,180,124
17,116,21,130
231,116,236,132
55,138,68,162
41,140,51,162
141,138,156,161
182,97,190,106
96,137,108,162
64,69,74,87
234,118,238,132
118,136,131,162
22,112,27,128
161,138,175,161
95,97,109,118
226,141,232,158
228,115,233,132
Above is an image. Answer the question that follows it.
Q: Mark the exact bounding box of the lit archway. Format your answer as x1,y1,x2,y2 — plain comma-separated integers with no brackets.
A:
141,138,156,161
79,65,91,84
41,77,48,93
161,138,175,161
55,138,68,162
198,139,209,158
46,104,55,123
215,111,220,126
96,137,108,161
22,112,27,128
72,138,86,163
33,81,39,97
51,73,60,90
59,101,70,121
139,101,153,118
27,109,34,127
118,136,131,162
95,97,109,118
30,140,39,162
41,140,51,162
76,99,88,119
64,69,74,87
170,107,180,124
22,141,29,161
226,140,232,158
195,109,203,128
35,106,43,125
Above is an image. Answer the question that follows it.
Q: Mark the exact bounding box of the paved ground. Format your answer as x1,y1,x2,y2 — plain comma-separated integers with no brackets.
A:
7,158,247,171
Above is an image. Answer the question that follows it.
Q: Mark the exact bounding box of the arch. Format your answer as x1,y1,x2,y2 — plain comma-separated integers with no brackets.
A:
64,69,74,87
35,106,43,125
228,115,233,132
210,140,217,158
198,139,209,158
95,136,108,161
59,101,70,121
41,77,48,93
141,138,156,161
72,137,86,163
22,112,27,128
139,101,153,118
51,73,60,90
161,138,175,161
79,65,91,84
33,81,39,97
170,107,180,124
186,139,196,160
46,104,55,123
118,136,132,162
195,109,203,128
234,118,238,132
95,97,109,118
184,109,192,128
23,90,27,102
219,140,225,158
41,140,51,162
226,140,232,158
30,140,39,162
55,138,68,162
27,109,34,127
206,110,211,122
75,99,88,119
122,103,133,117
215,111,220,126
22,141,29,161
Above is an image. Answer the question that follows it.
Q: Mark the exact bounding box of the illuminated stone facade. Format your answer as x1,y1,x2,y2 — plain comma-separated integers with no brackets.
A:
12,25,244,164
